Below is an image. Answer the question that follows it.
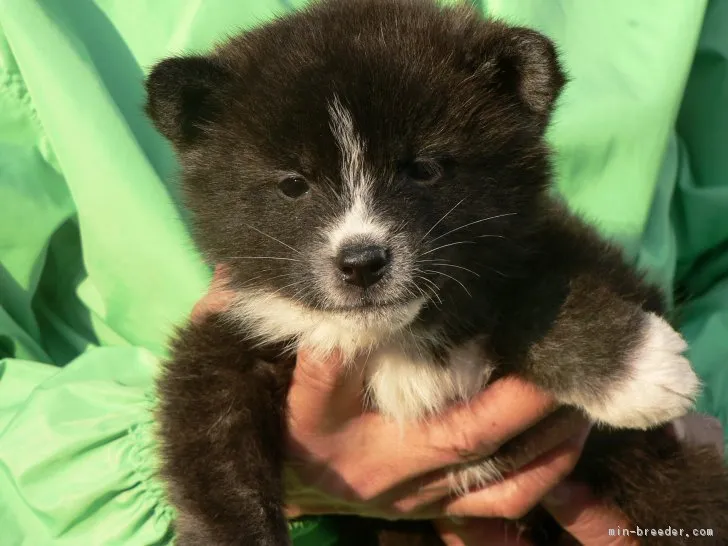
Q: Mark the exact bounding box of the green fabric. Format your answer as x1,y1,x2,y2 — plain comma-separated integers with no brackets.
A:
0,0,726,544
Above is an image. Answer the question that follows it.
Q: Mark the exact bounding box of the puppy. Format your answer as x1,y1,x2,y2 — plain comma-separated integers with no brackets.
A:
145,0,728,544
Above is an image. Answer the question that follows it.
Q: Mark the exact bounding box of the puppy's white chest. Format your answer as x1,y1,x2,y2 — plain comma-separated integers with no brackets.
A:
362,340,494,422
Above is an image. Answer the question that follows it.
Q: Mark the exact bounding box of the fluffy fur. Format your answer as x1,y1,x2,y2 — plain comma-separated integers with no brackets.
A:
145,0,728,544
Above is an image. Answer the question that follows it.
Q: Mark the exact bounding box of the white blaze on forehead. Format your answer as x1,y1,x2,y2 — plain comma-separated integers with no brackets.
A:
327,95,388,250
328,95,371,201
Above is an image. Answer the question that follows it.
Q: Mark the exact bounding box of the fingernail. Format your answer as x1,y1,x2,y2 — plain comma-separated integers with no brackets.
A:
448,516,465,526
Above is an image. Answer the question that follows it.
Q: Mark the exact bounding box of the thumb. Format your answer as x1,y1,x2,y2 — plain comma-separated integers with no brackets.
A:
287,348,361,433
542,481,638,545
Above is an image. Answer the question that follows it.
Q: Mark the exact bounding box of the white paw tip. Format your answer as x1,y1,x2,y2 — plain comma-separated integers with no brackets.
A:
591,313,701,430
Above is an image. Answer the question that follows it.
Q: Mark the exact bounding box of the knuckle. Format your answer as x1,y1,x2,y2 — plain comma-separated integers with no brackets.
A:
349,474,385,504
499,497,530,520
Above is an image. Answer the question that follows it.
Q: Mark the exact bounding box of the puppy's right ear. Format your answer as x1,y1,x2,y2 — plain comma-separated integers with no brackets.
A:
145,56,231,148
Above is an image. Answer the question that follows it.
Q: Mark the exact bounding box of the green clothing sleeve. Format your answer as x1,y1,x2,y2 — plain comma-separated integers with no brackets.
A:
0,0,725,544
670,0,728,446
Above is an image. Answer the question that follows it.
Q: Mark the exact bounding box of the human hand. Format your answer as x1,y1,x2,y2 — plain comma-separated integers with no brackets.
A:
435,482,638,545
284,349,590,520
191,266,592,523
435,413,725,545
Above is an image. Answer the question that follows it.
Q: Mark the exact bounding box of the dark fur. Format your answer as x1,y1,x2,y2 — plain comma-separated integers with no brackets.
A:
146,0,728,544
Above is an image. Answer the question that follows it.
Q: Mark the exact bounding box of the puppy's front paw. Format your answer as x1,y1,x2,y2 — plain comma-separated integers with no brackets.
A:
584,313,700,430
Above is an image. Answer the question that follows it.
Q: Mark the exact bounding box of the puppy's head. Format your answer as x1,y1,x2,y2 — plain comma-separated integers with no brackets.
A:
146,0,566,351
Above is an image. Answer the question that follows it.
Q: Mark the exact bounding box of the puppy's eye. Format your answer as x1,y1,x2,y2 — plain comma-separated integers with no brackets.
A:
401,158,443,185
278,176,310,199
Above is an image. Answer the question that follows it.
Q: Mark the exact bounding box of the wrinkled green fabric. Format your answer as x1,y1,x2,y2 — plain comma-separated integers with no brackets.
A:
0,0,726,545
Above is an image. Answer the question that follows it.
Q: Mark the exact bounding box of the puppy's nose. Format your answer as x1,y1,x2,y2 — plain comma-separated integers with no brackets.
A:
336,244,390,288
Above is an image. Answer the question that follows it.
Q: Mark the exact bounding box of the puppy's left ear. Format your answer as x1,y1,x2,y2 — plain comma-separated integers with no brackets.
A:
468,24,567,130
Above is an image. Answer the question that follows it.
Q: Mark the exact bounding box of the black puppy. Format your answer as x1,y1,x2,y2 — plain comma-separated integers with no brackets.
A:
145,0,728,544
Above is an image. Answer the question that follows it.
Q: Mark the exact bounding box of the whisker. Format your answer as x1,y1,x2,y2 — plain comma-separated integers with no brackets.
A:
420,240,476,256
427,213,517,244
223,256,303,262
243,223,301,255
418,257,507,279
420,198,466,242
238,275,265,288
425,269,472,297
421,262,480,277
399,281,419,301
249,272,299,285
408,280,428,302
416,286,441,308
475,234,508,240
289,286,310,303
266,272,299,279
486,266,510,278
269,280,307,298
414,274,443,305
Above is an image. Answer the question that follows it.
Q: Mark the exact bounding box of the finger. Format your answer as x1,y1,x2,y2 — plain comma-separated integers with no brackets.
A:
426,377,557,464
491,407,589,479
287,348,363,433
438,429,589,519
382,411,589,515
435,518,533,546
211,263,230,286
362,377,556,484
670,412,724,455
190,264,236,323
282,392,568,519
542,481,638,545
